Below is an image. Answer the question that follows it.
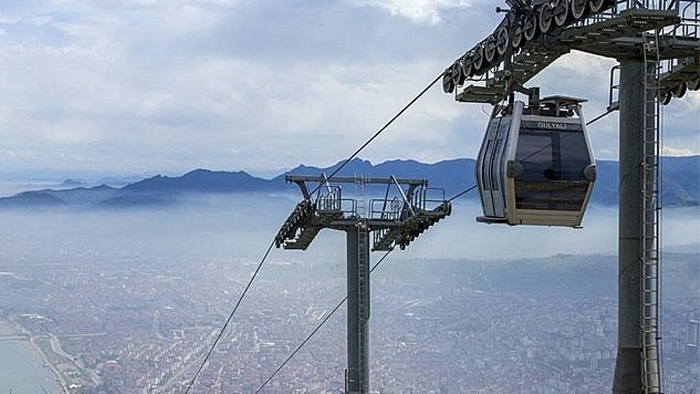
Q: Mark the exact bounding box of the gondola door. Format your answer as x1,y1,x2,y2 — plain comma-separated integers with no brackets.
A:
476,105,515,222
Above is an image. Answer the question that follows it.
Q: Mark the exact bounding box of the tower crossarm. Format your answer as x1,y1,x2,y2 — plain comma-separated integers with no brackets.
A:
275,175,439,249
372,200,452,251
285,175,428,187
274,199,316,249
572,9,684,57
658,53,700,100
276,175,452,252
444,0,697,105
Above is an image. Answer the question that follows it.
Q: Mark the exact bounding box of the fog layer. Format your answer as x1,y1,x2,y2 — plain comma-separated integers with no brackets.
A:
0,196,697,263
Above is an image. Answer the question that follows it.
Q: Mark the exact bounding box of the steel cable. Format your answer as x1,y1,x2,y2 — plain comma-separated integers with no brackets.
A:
306,72,444,197
184,72,444,392
185,240,275,393
254,186,478,392
254,249,392,394
448,184,478,202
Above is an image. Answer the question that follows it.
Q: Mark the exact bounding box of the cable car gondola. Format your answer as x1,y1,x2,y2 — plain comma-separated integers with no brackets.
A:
475,95,596,227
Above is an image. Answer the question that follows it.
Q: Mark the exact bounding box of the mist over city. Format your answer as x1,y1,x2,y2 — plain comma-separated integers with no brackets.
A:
0,176,698,392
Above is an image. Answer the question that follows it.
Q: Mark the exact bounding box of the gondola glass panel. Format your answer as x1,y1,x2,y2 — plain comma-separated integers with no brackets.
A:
514,122,590,211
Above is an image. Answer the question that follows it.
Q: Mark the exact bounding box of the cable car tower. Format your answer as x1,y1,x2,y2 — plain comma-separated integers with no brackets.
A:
274,175,451,394
442,0,698,392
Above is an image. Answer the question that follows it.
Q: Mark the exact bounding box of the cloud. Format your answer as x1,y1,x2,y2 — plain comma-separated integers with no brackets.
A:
353,0,477,25
1,0,476,173
0,1,697,177
662,146,695,156
0,13,21,25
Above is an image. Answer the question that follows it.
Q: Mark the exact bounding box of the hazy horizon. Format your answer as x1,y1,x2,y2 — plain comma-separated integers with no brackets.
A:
0,193,697,392
0,194,697,262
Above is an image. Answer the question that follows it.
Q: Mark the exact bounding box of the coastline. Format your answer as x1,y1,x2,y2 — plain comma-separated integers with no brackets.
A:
31,336,71,394
0,319,69,394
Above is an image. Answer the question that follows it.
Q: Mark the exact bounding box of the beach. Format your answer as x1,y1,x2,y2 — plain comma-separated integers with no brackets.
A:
0,320,64,394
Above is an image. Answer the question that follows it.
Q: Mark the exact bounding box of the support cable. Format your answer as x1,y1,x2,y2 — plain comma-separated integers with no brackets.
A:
586,106,618,126
254,249,393,394
184,241,275,393
183,73,443,392
448,185,478,202
307,73,443,197
254,186,477,393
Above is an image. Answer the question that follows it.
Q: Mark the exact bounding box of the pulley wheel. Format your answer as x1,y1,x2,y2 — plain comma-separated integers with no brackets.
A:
451,61,465,86
553,0,569,27
671,81,687,98
511,21,524,49
661,91,672,105
472,45,485,73
484,36,497,64
589,0,605,14
571,0,588,20
523,12,538,42
688,78,700,91
442,67,455,93
538,3,554,35
461,54,473,78
495,26,509,57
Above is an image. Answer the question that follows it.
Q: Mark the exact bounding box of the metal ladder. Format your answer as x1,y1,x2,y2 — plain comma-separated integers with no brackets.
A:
640,31,663,394
354,175,370,394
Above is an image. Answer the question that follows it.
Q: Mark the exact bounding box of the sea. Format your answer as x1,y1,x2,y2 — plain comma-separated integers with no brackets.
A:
0,321,63,394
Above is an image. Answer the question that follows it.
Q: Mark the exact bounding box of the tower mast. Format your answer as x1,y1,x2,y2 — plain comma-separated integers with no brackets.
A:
442,0,699,391
275,175,451,393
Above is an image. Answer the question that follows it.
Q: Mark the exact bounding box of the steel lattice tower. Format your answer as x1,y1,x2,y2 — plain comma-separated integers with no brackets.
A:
442,0,699,392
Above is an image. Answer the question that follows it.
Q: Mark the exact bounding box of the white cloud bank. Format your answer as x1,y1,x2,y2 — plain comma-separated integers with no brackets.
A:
353,0,476,25
0,1,697,178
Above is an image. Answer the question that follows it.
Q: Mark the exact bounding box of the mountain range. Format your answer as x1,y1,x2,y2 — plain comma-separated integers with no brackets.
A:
0,156,697,209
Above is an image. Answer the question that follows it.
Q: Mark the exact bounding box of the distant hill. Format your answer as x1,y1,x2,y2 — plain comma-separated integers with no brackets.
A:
0,156,697,209
123,169,282,194
593,157,700,206
0,191,67,208
275,158,475,198
276,156,699,207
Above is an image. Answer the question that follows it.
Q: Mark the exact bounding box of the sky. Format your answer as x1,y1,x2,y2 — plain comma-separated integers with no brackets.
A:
0,0,698,178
